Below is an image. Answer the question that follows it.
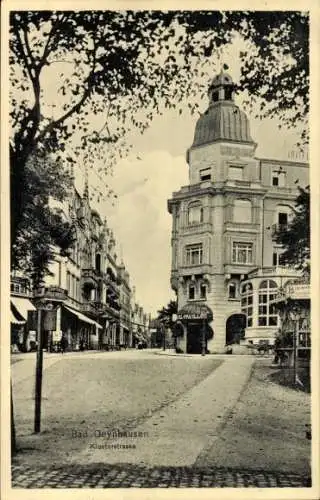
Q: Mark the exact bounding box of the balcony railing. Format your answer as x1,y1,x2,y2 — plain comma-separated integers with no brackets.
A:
82,268,102,281
34,286,68,301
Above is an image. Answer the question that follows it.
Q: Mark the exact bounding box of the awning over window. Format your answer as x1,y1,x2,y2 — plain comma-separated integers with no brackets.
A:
11,297,36,321
177,302,213,322
11,309,25,325
64,306,102,329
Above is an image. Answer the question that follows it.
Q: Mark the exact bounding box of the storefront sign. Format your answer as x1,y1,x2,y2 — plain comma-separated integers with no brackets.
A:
177,312,208,321
28,330,36,342
52,330,62,342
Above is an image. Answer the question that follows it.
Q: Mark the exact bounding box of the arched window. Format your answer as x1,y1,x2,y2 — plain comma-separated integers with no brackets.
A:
200,283,207,300
228,282,237,299
241,283,253,327
187,202,204,225
233,199,252,223
258,280,278,326
188,284,195,300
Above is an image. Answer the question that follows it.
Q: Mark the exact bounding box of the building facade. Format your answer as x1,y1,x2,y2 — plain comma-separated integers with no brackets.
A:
11,177,150,352
168,71,309,353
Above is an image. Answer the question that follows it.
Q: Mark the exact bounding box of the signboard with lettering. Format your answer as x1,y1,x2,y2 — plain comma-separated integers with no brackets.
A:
177,312,208,321
52,330,62,342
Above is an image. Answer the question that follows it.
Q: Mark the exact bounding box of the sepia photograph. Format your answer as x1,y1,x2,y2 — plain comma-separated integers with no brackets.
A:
1,1,319,497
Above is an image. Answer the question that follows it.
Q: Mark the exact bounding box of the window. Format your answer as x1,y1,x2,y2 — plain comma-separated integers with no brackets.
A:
95,253,101,272
233,199,252,223
232,242,253,264
188,203,204,225
258,280,278,326
211,90,219,102
241,283,253,327
200,168,211,181
225,88,233,100
186,244,203,266
188,285,195,300
272,170,286,187
278,212,288,225
66,271,71,294
229,166,243,181
200,284,207,300
228,282,237,299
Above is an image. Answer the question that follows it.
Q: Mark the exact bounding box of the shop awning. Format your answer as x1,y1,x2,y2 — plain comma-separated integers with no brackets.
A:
11,309,25,325
11,297,36,321
64,306,102,329
177,302,213,322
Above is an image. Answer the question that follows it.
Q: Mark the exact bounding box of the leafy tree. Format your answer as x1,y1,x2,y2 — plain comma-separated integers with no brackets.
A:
275,185,310,273
157,299,178,330
9,10,309,252
12,153,75,287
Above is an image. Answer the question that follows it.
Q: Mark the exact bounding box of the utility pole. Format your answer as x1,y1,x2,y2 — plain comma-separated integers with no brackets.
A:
34,309,43,433
162,323,166,351
201,317,206,356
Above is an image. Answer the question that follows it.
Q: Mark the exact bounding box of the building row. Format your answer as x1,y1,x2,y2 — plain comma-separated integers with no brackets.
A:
11,179,151,352
168,70,310,354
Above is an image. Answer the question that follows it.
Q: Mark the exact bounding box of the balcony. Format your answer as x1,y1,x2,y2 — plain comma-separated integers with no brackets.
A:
81,268,101,288
179,222,213,235
247,266,301,279
178,264,212,277
33,286,68,302
82,301,109,316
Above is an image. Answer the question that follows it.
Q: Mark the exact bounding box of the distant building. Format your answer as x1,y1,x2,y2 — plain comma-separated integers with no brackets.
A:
168,71,309,354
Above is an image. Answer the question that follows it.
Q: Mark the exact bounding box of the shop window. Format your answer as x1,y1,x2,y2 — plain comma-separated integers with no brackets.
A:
241,283,253,327
200,284,207,300
228,282,237,299
258,280,278,327
232,242,253,264
188,285,195,300
188,202,204,225
233,199,252,223
186,244,203,266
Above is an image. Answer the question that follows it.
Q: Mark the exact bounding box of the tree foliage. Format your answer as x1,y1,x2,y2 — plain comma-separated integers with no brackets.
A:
157,299,178,330
12,153,75,287
9,10,309,255
275,185,310,272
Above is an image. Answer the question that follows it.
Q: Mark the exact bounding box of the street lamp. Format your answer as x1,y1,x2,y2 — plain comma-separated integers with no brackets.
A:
289,308,300,385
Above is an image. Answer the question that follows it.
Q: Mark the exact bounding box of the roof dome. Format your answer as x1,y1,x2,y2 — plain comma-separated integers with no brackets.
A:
191,71,254,148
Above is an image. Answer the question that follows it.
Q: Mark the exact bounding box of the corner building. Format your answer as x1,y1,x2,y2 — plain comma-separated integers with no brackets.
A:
168,71,309,353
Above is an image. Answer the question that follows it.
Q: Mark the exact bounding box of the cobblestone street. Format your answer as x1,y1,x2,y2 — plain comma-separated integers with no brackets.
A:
11,463,311,488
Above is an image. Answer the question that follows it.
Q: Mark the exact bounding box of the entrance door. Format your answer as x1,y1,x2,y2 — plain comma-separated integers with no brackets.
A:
226,314,246,345
187,323,203,354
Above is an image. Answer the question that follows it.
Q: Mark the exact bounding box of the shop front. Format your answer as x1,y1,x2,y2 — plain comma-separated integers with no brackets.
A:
176,303,214,354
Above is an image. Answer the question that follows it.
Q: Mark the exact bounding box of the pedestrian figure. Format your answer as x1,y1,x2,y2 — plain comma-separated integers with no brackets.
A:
60,334,68,354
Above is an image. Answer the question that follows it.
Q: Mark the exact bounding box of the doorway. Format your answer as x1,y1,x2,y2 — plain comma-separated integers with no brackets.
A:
226,314,246,345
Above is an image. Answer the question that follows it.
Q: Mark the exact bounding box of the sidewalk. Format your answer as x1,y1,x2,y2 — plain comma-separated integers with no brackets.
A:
77,356,254,466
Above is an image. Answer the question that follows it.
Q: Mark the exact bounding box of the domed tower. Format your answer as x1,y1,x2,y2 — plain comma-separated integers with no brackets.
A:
168,70,263,354
187,70,258,186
